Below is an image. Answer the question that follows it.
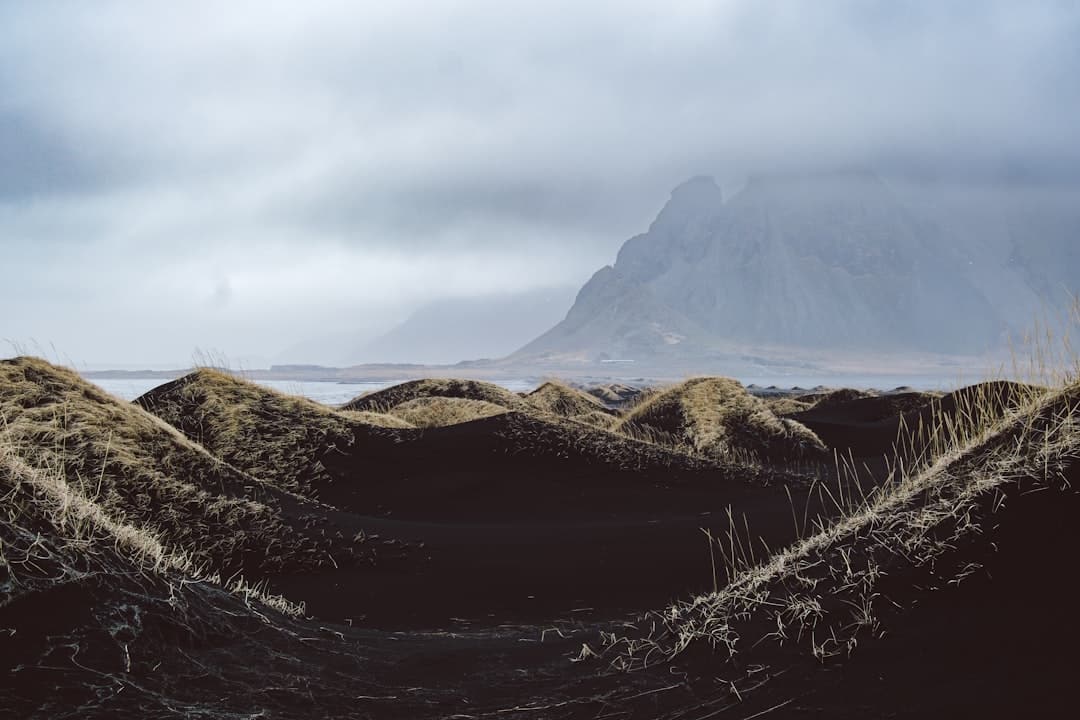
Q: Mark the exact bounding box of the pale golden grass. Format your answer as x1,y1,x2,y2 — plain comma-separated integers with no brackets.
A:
760,396,815,416
1,357,350,578
489,409,729,476
0,425,304,618
569,410,622,430
338,409,415,429
524,380,615,419
585,382,652,408
387,396,508,428
343,378,527,413
614,377,827,464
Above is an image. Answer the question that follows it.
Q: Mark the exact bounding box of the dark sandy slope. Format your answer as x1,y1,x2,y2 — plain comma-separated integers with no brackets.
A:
787,381,1039,458
135,369,818,625
623,464,1080,720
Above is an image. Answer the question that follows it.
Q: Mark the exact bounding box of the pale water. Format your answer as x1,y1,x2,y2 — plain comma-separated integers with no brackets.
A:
87,373,960,407
86,376,540,406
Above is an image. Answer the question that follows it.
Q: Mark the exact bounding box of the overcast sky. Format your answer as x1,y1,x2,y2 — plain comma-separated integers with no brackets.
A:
3,1,1078,367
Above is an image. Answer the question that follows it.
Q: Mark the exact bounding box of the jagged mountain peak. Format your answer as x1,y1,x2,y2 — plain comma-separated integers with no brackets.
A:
669,174,722,201
649,174,724,231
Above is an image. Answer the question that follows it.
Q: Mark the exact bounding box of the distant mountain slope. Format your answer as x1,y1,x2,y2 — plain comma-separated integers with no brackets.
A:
351,286,577,365
515,170,1079,363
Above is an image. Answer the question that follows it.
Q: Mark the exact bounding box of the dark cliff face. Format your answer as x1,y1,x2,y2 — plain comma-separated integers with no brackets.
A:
515,170,1078,363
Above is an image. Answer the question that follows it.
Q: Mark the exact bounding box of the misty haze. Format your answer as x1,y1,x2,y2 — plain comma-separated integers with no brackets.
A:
3,2,1079,718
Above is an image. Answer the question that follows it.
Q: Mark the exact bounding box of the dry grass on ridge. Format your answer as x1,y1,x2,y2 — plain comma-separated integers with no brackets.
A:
0,438,304,619
0,357,365,580
342,378,527,413
135,367,392,497
614,377,828,464
387,396,508,428
569,410,622,430
585,382,653,408
760,396,815,416
339,409,415,429
524,381,617,419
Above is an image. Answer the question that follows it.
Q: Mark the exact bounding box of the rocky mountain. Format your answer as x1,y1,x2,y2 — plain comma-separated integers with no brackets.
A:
515,170,1079,364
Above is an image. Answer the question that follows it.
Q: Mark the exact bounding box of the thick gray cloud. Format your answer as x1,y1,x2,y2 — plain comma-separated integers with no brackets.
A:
2,0,1078,366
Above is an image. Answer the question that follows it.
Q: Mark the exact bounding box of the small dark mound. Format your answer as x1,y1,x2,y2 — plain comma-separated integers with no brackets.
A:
790,391,938,425
342,378,527,412
792,381,1042,457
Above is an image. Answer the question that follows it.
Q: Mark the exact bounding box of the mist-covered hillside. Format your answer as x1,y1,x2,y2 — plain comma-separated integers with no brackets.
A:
351,286,578,365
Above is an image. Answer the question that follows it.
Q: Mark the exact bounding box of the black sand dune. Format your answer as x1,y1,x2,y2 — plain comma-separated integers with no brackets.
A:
4,358,1077,718
789,381,1037,458
763,465,1080,719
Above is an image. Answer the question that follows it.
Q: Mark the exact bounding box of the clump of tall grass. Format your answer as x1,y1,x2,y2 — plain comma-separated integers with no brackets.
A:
0,429,304,619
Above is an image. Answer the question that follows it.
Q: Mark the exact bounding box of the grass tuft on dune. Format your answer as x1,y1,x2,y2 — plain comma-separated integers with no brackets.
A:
387,396,508,428
615,377,827,463
524,381,618,419
342,378,527,413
